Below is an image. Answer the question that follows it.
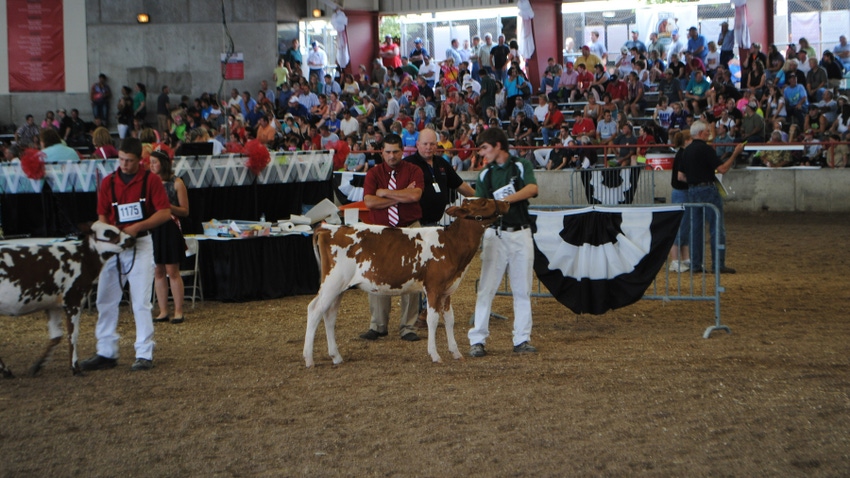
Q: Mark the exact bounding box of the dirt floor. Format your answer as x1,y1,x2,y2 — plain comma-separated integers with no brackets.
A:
1,212,849,477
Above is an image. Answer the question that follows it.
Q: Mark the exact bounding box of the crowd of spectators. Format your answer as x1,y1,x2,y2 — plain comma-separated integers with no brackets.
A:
3,33,848,170
267,32,850,170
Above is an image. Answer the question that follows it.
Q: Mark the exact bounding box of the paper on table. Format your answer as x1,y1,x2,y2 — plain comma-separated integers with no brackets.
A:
304,198,339,224
277,221,312,235
289,215,311,225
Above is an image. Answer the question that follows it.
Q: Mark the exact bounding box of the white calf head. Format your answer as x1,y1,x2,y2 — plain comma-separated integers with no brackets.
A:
89,221,136,255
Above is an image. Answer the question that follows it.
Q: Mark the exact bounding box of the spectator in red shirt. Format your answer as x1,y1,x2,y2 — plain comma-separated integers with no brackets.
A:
684,52,706,80
400,74,420,103
574,64,595,101
540,99,565,145
571,108,596,138
606,73,629,112
636,125,657,163
379,35,402,69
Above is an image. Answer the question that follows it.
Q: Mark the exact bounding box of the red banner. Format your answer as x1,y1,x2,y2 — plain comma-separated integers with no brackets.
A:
7,0,65,92
221,52,244,80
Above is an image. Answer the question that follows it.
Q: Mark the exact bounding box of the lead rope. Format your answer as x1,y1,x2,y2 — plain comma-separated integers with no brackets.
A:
115,243,138,278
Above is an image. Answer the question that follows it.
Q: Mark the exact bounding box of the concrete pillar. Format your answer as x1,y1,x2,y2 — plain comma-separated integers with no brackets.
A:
738,0,774,73
525,0,562,91
342,10,380,77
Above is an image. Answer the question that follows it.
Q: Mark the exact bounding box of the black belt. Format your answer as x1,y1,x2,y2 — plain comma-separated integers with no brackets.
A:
136,230,149,238
492,224,530,232
690,182,715,188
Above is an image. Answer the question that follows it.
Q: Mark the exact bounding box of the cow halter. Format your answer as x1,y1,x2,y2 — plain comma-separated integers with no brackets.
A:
94,233,123,245
462,205,503,226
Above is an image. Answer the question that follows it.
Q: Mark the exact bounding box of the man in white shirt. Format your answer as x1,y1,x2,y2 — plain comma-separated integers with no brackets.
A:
445,39,462,64
796,51,811,74
322,74,342,96
417,56,439,88
667,31,686,64
307,41,328,80
227,88,242,110
459,39,472,63
533,125,574,168
469,36,482,81
589,30,607,65
296,84,319,111
834,35,850,72
532,94,549,128
319,125,340,148
595,109,618,157
478,33,494,76
339,110,361,140
463,76,481,95
378,90,400,133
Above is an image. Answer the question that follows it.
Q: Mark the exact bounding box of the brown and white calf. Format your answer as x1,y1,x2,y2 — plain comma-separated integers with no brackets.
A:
304,197,510,367
0,222,135,377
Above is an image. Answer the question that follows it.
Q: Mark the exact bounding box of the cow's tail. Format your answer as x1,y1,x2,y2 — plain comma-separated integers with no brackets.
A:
312,227,323,273
312,225,333,281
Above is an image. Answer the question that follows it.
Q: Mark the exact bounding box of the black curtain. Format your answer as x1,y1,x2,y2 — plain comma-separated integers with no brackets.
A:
2,180,333,237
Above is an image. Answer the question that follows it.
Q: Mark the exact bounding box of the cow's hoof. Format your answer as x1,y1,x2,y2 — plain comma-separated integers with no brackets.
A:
431,355,443,364
452,351,464,361
304,357,314,368
1,369,14,379
331,355,343,365
28,362,44,377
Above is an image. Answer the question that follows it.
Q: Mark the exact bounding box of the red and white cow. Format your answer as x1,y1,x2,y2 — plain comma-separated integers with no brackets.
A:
0,222,135,377
304,197,510,367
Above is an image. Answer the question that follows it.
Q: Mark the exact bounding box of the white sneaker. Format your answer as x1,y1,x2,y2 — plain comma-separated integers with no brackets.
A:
680,260,690,272
668,260,680,272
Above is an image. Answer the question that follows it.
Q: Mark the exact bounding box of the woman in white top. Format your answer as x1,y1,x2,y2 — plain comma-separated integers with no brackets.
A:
715,109,736,135
765,84,786,123
636,60,653,90
705,41,720,79
582,94,603,123
342,73,360,97
494,81,506,116
615,48,634,78
831,103,850,135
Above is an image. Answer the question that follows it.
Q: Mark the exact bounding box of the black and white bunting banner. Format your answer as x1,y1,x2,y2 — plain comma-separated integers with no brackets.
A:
532,206,684,315
580,167,641,205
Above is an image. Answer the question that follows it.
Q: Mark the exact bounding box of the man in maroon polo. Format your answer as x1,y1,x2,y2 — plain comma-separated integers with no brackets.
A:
360,133,424,342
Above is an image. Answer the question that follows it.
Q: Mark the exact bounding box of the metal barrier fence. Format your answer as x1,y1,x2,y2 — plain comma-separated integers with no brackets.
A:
480,203,730,339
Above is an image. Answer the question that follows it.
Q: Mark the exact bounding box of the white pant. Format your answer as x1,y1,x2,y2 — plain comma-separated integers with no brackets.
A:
95,235,156,360
469,228,534,347
533,149,552,168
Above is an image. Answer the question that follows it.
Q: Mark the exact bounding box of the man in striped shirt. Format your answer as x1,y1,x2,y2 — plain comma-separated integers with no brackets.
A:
361,134,424,342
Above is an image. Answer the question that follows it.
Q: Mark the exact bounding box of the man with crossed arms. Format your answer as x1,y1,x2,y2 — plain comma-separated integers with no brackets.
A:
359,134,424,342
406,128,476,329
